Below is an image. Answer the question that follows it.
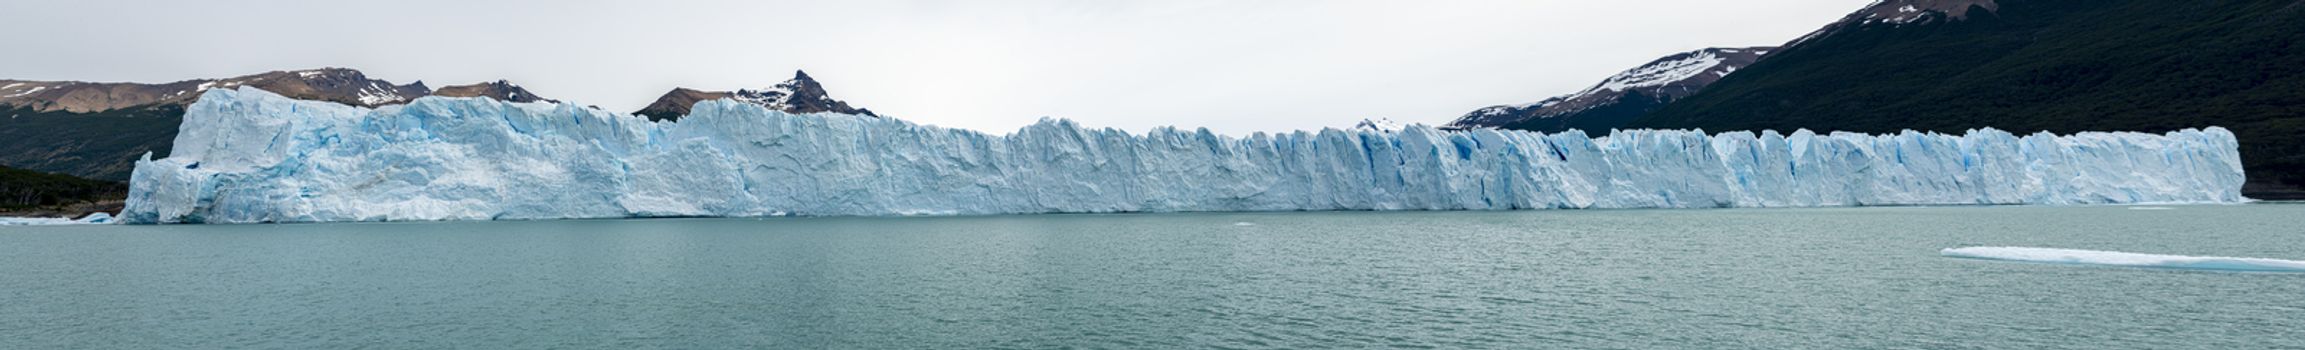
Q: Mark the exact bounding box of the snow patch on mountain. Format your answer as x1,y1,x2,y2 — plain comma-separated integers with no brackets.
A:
356,82,408,105
1585,50,1728,95
731,87,799,111
4,86,43,98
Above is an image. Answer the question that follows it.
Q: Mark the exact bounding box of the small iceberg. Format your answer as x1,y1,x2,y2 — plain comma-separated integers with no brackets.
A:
1233,222,1256,226
78,212,115,224
0,212,116,226
2126,206,2177,210
1942,247,2305,273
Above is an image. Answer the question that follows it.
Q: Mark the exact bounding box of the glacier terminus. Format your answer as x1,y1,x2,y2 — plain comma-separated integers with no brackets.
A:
121,88,2248,224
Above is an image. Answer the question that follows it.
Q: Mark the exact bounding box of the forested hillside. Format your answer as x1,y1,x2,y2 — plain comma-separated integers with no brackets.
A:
1632,0,2305,197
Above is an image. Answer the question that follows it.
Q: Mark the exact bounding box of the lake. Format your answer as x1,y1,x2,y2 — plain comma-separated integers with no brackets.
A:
3,204,2300,349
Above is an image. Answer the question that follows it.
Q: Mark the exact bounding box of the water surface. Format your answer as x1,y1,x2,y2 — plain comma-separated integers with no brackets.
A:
4,205,2301,348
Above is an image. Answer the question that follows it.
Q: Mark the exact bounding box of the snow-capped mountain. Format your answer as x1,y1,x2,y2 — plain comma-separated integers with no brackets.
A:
0,68,559,113
1785,0,2000,49
0,68,555,181
1858,0,1999,25
634,70,878,122
0,68,430,113
1445,47,1772,133
1442,1,1999,135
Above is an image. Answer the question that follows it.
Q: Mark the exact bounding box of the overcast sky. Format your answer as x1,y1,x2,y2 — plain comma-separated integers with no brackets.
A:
1,0,1863,134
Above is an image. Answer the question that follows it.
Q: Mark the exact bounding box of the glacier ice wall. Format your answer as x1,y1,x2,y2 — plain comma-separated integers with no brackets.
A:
122,88,2247,224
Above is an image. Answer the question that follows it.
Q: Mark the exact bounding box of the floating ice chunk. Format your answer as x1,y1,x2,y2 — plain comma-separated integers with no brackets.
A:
2126,207,2176,210
0,212,115,226
75,212,114,224
0,217,77,226
1941,247,2305,273
1233,222,1256,226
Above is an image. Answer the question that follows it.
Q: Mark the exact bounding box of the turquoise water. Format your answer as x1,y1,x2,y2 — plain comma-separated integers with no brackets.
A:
3,205,2301,349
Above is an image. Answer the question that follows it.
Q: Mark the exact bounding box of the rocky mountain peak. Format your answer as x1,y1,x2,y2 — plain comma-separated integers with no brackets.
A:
1786,0,2002,49
433,80,554,103
635,70,879,122
1855,0,2000,25
1352,118,1405,132
1444,47,1773,131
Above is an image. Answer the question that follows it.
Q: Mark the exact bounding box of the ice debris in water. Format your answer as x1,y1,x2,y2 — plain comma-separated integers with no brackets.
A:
0,212,116,226
1942,247,2305,273
122,87,2248,224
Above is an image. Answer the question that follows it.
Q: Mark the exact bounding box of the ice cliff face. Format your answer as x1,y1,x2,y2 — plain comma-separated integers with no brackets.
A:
122,88,2247,224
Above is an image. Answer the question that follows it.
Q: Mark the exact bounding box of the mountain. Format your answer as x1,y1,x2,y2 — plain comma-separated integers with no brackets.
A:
1352,118,1405,132
0,68,426,113
431,80,554,103
0,68,552,181
1444,47,1772,134
635,70,878,122
1627,0,2305,198
1,68,559,115
1787,0,2001,46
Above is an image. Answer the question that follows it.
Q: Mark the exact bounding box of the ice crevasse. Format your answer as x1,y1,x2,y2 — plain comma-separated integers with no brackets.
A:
122,88,2247,224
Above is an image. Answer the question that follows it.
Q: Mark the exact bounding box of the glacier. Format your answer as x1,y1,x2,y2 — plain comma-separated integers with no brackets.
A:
122,87,2247,224
1942,247,2305,273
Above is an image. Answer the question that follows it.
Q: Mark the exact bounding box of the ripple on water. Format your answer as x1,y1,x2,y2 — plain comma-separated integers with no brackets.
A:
1,207,2301,348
